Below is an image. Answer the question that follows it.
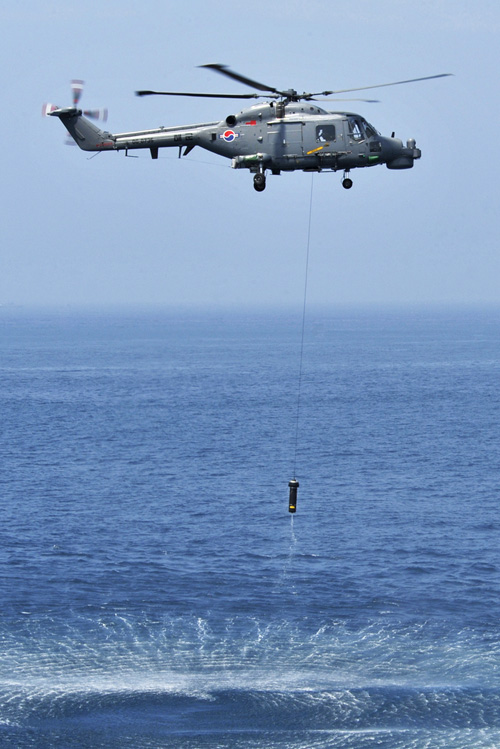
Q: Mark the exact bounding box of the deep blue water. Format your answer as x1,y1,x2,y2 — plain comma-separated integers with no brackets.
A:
1,306,500,747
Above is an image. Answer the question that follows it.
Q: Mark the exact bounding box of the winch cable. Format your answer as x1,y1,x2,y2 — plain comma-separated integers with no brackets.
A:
291,174,314,485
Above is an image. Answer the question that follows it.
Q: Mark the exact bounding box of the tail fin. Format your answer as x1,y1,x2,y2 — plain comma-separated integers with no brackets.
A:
48,108,115,151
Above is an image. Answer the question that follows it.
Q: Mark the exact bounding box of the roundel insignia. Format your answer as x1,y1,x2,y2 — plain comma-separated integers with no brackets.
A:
220,130,240,142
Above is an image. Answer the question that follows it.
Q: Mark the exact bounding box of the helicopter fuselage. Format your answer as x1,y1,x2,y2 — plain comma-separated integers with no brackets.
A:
50,100,421,190
200,103,419,174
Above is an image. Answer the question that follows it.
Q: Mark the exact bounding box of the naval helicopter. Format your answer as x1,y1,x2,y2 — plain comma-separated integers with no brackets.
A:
44,65,451,192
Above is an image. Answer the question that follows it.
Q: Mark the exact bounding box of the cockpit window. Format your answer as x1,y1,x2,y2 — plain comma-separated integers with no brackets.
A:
348,117,366,142
347,117,379,141
316,125,336,142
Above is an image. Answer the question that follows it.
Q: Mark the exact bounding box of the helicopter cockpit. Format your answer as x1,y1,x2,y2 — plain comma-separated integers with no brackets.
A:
347,115,379,142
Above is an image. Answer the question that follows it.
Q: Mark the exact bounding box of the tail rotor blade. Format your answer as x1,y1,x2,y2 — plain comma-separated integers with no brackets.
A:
83,108,108,122
71,79,84,106
42,102,59,116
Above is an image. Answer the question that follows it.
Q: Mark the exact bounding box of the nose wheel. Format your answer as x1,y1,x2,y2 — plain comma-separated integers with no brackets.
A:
253,172,266,192
342,171,353,189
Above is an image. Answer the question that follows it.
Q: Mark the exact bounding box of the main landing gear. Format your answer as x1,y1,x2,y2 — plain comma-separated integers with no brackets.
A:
342,170,353,189
252,170,352,192
253,172,266,192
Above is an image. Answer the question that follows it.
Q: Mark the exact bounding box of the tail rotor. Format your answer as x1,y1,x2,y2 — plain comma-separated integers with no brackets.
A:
71,79,108,121
43,80,108,144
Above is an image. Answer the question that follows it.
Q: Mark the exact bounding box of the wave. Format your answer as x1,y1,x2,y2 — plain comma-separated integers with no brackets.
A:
2,682,500,748
2,614,500,746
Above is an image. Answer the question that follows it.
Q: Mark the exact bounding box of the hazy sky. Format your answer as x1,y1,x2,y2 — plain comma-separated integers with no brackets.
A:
2,0,499,307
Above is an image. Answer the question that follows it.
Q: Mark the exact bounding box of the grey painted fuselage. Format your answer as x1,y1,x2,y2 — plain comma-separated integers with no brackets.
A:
50,100,421,186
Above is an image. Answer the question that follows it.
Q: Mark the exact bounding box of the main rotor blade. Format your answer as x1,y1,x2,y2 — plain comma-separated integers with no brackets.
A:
135,89,262,99
322,73,452,96
313,97,380,103
199,64,280,95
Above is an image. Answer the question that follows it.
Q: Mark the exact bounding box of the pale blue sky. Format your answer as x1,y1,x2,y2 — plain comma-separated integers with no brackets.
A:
2,0,499,307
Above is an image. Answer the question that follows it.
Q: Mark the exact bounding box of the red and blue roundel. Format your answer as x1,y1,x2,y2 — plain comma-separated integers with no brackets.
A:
220,129,240,142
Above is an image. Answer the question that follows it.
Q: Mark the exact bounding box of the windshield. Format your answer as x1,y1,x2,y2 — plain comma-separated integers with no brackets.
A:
363,119,379,137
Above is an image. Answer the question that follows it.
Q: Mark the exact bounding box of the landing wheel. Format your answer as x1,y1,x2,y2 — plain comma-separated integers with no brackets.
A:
253,173,266,192
342,177,353,190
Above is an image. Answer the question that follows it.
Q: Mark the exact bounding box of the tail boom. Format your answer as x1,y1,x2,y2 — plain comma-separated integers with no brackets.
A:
49,108,114,151
48,108,216,156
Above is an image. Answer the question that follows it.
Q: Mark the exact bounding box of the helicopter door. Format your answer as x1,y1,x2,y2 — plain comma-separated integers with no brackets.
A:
283,123,303,156
267,122,303,157
304,122,340,152
345,116,369,160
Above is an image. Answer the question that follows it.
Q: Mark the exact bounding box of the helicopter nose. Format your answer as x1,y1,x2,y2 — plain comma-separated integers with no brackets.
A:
386,137,421,169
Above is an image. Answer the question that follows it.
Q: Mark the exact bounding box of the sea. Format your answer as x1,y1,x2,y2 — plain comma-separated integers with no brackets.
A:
1,305,500,748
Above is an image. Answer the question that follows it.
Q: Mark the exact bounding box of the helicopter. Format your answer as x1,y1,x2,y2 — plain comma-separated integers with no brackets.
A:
44,65,451,192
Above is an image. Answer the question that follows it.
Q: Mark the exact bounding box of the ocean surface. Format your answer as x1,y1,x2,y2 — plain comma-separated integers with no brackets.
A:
1,305,500,748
